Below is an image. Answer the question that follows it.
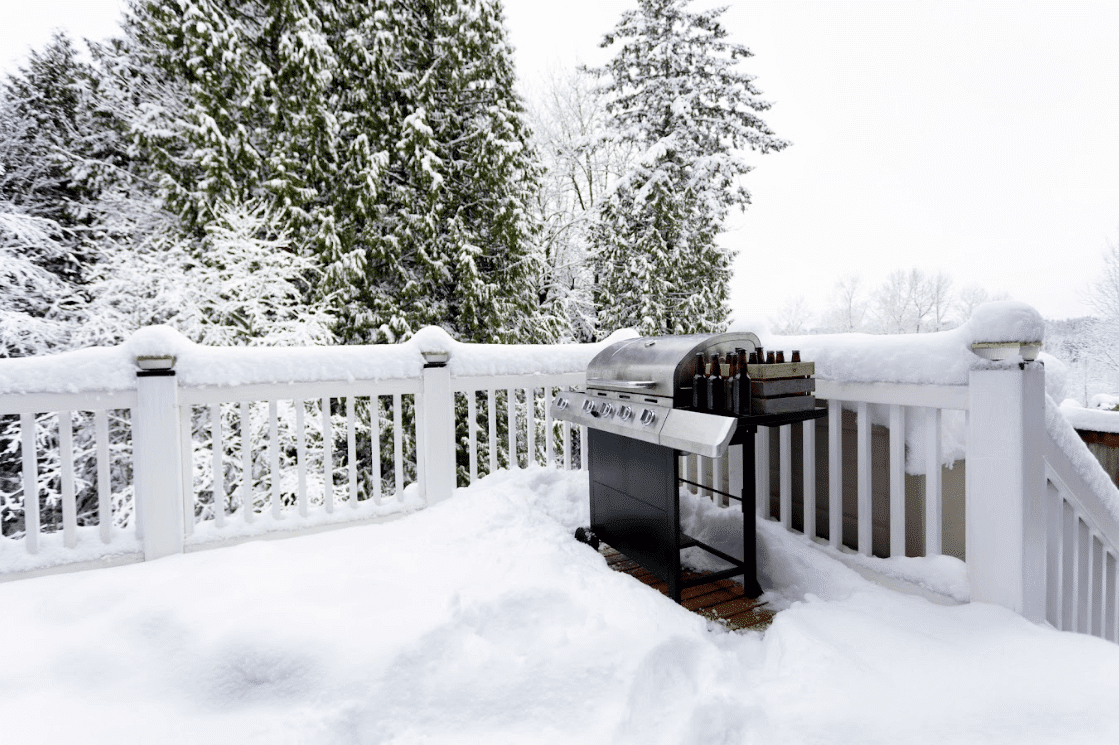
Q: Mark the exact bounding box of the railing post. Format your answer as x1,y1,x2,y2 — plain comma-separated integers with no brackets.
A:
133,355,185,560
418,342,456,506
966,359,1047,621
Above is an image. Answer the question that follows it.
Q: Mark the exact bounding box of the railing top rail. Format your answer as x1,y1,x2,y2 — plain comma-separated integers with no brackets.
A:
178,378,422,406
816,379,969,410
0,389,138,415
450,371,586,393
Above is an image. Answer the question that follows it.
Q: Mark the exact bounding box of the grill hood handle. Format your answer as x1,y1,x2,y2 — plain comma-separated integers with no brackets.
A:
585,378,657,389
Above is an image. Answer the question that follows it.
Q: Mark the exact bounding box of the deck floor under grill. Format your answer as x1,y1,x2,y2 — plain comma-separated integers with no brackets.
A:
600,545,776,632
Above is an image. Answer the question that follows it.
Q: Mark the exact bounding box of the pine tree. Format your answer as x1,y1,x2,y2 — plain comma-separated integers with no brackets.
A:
112,0,550,345
588,0,788,337
331,0,551,345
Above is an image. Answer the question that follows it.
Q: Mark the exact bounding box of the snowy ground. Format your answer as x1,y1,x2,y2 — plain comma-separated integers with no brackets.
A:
3,467,1119,745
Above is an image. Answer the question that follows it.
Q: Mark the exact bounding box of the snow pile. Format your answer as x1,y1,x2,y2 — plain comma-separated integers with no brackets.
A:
3,467,1119,744
734,300,1046,387
1090,393,1119,411
1059,398,1119,435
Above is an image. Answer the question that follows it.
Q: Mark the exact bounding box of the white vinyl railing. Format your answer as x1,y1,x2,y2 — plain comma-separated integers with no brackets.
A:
5,327,1119,646
1042,402,1119,642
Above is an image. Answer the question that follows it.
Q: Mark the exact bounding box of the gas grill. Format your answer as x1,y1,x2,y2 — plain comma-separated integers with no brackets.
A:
551,332,826,602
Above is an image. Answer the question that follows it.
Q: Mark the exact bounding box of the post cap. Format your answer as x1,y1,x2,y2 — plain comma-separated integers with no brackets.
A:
135,355,176,371
969,342,1042,362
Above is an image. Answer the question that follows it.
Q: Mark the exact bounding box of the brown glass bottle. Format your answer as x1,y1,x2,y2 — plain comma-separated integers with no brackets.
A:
707,354,725,412
775,350,785,364
722,353,736,414
692,353,706,410
732,348,746,415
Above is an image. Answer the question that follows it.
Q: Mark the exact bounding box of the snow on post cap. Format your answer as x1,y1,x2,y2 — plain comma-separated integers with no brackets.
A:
964,301,1044,344
124,325,195,361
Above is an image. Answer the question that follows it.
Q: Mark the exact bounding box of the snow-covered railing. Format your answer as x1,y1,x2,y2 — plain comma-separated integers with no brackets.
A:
6,301,1119,645
1043,399,1119,641
0,326,611,580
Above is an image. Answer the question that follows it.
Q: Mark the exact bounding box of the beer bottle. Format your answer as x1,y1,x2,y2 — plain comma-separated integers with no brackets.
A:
732,348,746,415
791,350,801,363
692,353,706,410
766,351,775,364
776,350,785,364
722,353,735,414
707,354,725,412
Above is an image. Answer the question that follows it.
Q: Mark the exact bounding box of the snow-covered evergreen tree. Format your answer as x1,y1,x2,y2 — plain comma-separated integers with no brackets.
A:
110,0,550,345
588,0,788,337
331,0,550,344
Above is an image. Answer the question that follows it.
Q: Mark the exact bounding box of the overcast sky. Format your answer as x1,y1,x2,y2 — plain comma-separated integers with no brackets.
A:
4,0,1118,326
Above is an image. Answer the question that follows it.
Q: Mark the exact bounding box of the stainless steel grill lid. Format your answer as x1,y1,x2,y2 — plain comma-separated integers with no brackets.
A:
584,332,761,403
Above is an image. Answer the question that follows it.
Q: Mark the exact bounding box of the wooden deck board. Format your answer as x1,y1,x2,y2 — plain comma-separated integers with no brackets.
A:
600,545,776,632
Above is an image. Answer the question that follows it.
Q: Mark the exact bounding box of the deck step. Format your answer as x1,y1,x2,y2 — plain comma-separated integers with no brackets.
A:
600,545,776,632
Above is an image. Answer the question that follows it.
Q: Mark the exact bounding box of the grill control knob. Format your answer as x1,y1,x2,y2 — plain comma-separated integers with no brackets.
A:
618,405,634,422
582,399,596,414
555,397,569,410
639,409,657,426
600,403,616,419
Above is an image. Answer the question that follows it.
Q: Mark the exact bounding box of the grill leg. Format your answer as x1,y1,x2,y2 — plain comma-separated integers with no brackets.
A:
742,433,763,598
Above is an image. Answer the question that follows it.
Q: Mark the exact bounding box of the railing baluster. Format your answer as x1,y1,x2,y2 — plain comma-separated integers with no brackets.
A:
59,410,76,548
889,404,906,557
527,387,537,467
322,396,333,513
346,396,357,507
580,425,588,471
544,387,554,468
488,389,497,476
563,420,572,470
1077,517,1090,633
1109,551,1119,642
21,413,38,554
468,391,479,483
1062,499,1076,631
270,399,282,518
95,409,111,543
212,403,224,528
857,401,871,556
242,401,253,522
1045,482,1061,627
779,425,792,528
756,426,770,517
729,446,743,509
719,453,731,506
924,407,942,555
1092,535,1104,637
802,419,816,541
295,399,307,516
828,400,842,548
393,393,404,501
507,388,517,469
370,396,382,505
181,404,194,535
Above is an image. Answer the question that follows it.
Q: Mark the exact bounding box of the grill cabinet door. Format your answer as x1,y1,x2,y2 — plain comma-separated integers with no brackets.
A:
587,429,679,584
